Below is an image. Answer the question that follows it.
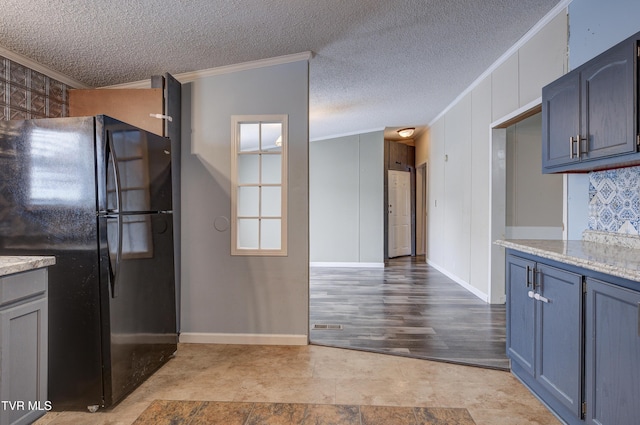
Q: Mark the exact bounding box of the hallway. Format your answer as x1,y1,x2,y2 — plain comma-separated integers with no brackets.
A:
309,256,508,370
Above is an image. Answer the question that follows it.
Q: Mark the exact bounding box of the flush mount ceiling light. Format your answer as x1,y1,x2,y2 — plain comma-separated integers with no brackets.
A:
397,127,415,138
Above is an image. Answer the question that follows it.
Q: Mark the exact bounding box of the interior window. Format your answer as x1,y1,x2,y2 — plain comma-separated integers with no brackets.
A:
231,115,288,256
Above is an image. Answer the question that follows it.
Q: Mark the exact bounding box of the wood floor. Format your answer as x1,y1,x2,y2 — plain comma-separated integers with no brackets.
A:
309,256,509,370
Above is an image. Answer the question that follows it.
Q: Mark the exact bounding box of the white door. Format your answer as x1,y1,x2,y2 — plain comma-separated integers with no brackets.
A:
388,170,411,257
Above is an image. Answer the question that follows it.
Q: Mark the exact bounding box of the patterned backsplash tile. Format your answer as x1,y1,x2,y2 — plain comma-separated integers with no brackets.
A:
0,56,69,120
589,166,640,235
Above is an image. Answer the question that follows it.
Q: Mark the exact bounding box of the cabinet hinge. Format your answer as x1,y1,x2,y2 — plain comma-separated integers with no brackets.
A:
582,401,587,418
637,133,640,148
582,279,587,294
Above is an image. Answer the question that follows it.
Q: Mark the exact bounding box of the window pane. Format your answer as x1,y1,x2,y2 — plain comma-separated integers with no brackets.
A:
261,219,281,249
238,186,259,216
261,123,282,152
239,123,260,152
238,154,260,184
238,219,259,249
261,186,281,217
261,154,281,184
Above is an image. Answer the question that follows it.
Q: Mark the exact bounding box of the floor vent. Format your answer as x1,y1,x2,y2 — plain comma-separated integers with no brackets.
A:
312,324,343,330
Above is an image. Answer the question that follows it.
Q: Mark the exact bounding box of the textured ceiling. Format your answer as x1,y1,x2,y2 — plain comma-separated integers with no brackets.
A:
0,0,562,141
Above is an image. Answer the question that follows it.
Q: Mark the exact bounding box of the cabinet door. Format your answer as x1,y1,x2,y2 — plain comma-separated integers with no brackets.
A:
581,41,637,161
69,88,164,136
542,71,581,171
0,298,48,425
506,255,536,376
585,278,640,425
536,264,583,419
388,141,408,171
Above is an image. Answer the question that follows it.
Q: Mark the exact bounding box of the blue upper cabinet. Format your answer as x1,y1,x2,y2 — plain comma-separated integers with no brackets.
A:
542,31,640,173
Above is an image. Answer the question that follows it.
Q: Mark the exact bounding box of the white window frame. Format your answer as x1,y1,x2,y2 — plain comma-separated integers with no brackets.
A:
230,114,288,256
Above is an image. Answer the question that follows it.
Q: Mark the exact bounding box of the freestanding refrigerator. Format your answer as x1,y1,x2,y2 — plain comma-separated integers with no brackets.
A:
0,115,177,411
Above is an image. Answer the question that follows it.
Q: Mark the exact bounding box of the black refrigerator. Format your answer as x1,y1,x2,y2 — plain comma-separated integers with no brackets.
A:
0,115,177,411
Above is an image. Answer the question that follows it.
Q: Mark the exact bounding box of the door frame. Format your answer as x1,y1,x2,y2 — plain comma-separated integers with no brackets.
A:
383,141,416,260
489,98,568,304
416,162,428,256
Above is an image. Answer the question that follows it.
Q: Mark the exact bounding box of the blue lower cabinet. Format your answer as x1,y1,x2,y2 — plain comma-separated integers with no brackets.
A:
585,278,640,425
506,254,583,423
536,263,583,418
506,255,536,375
507,250,640,425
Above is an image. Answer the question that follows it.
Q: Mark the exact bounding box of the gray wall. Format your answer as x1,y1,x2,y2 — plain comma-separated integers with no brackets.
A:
506,113,563,238
566,0,640,239
309,131,384,264
180,60,309,339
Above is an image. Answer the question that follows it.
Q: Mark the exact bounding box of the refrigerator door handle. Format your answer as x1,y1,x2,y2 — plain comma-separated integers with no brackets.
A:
107,134,123,214
107,134,124,298
107,214,123,299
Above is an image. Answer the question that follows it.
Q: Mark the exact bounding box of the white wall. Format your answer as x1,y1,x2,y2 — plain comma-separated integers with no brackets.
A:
180,60,309,344
416,7,568,302
565,0,640,239
309,131,384,265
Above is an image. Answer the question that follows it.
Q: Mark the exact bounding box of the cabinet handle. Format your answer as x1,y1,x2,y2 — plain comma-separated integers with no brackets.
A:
534,293,550,303
526,265,532,287
570,134,587,158
577,133,586,157
570,136,577,159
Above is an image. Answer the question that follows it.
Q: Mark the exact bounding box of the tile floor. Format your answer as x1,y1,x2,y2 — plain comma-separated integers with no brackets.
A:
34,343,561,425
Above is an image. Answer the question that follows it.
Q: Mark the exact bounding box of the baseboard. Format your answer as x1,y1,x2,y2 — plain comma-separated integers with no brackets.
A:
111,333,178,344
178,332,308,346
309,262,384,268
426,260,490,303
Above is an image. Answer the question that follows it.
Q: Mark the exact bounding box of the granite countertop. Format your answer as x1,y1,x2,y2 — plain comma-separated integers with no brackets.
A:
0,256,56,277
495,238,640,283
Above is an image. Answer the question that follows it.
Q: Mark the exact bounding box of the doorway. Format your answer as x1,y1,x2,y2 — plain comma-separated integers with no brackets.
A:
490,107,565,303
505,113,563,239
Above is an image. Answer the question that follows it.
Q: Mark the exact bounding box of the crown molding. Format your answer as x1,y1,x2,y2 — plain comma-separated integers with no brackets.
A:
0,45,90,88
103,51,315,89
310,127,385,142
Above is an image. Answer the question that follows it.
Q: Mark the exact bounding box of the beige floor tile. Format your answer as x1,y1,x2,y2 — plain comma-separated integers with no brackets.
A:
233,377,336,404
335,378,435,407
34,344,562,425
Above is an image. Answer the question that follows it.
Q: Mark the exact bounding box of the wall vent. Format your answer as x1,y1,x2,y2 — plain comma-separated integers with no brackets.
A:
312,324,343,330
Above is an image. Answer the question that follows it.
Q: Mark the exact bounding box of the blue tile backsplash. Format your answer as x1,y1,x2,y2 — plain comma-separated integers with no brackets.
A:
589,166,640,234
